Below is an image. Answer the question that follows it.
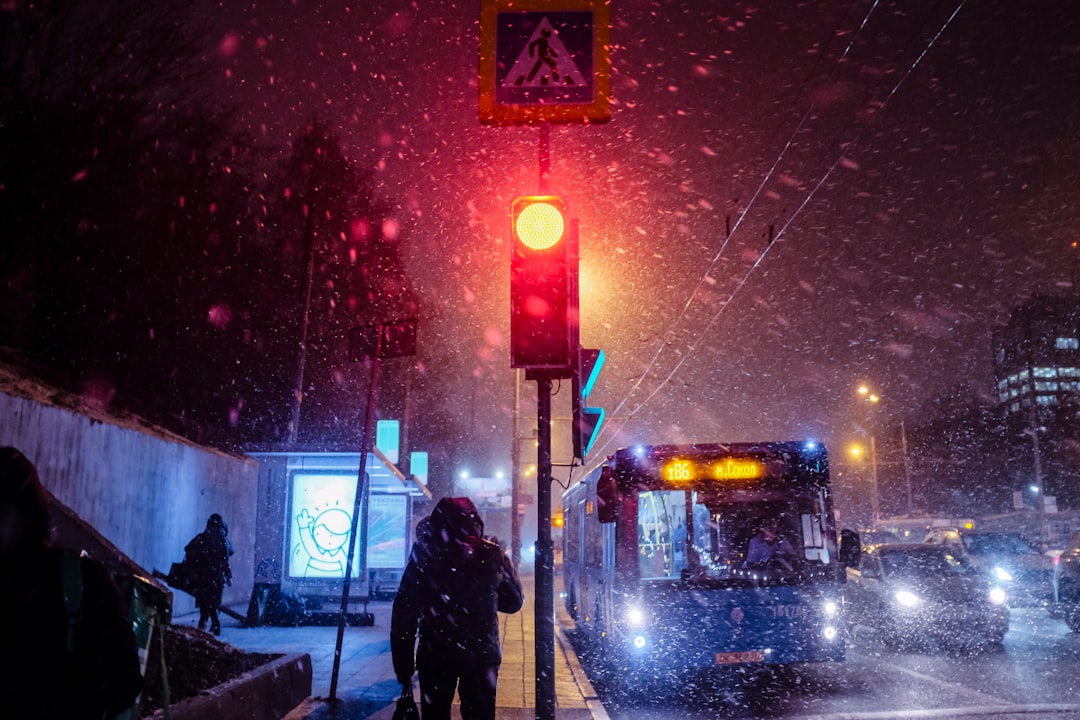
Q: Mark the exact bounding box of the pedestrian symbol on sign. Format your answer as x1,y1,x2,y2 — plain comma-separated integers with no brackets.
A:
479,0,610,125
505,18,587,90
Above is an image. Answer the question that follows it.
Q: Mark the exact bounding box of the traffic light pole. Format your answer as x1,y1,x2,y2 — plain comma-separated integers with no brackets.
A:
534,374,556,720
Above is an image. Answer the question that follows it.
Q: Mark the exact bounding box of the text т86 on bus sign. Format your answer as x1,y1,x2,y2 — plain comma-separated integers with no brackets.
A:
479,0,611,125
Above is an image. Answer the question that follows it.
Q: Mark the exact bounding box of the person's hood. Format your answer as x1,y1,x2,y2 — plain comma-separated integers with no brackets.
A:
429,497,484,543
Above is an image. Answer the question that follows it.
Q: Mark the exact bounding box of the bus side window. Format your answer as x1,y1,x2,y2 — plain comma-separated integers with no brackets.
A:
801,505,827,562
566,502,580,565
597,466,617,523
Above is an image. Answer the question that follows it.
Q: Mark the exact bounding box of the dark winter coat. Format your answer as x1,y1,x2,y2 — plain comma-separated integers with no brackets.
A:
390,498,524,683
185,515,232,609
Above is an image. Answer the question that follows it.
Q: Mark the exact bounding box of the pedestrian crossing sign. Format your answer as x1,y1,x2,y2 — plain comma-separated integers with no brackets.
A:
479,0,610,125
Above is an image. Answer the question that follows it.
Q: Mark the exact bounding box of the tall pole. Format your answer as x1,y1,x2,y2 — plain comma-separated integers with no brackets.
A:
512,370,522,569
870,435,880,521
1024,321,1048,543
288,209,318,447
329,326,382,702
535,376,555,720
901,421,913,515
539,122,550,193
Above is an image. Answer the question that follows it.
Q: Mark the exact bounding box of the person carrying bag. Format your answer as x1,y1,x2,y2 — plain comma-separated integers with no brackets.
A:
392,683,420,720
390,497,523,720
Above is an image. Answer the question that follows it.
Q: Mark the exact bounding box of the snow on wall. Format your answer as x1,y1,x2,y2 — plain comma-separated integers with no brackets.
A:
0,365,258,616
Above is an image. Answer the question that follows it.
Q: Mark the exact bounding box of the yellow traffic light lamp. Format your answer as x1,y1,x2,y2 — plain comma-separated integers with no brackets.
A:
514,198,566,250
510,195,575,373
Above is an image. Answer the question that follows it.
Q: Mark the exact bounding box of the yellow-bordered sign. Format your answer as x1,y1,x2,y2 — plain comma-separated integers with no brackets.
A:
479,0,611,125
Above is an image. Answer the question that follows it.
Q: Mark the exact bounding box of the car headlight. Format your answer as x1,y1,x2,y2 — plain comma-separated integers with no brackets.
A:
894,590,921,607
626,606,645,626
993,566,1013,582
989,587,1007,605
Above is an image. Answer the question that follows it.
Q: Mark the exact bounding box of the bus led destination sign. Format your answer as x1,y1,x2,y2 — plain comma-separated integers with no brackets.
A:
661,458,765,483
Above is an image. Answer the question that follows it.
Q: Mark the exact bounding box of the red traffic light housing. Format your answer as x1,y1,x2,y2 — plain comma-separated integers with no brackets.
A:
510,196,575,373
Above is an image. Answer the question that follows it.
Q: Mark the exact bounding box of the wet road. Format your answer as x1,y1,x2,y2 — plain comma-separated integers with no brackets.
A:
578,607,1080,719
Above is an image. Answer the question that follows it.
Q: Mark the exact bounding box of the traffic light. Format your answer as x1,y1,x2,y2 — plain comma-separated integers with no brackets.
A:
572,347,605,461
510,195,575,372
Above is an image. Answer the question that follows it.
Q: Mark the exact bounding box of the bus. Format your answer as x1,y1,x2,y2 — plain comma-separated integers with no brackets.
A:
562,441,857,688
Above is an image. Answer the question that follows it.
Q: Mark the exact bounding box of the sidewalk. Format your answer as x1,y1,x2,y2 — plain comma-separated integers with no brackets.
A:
184,573,607,720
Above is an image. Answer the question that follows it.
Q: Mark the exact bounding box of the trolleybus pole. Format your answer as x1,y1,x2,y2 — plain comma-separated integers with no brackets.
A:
535,374,556,720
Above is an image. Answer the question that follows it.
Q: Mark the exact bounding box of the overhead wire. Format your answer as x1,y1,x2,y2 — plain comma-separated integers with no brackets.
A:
581,0,968,475
596,1,872,431
584,0,882,466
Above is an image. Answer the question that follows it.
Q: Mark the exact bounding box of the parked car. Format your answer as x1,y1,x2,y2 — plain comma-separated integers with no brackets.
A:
845,543,1009,650
922,528,1053,607
1052,530,1080,631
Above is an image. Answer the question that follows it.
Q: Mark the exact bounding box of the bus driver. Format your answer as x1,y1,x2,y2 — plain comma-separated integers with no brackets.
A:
744,518,797,570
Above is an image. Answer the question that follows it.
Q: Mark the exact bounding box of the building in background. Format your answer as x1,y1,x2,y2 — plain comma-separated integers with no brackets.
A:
994,296,1080,420
992,295,1080,522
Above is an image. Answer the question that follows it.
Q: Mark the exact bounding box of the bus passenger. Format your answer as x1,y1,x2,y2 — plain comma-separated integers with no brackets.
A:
744,518,797,570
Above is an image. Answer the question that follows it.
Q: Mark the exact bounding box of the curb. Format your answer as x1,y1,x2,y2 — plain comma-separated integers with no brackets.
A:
150,652,312,720
556,625,610,720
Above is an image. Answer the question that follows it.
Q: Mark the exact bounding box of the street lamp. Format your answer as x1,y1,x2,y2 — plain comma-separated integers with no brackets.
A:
854,384,917,517
855,385,881,521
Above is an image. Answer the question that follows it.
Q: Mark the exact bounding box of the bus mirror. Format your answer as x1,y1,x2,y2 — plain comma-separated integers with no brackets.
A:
839,528,860,568
597,466,617,523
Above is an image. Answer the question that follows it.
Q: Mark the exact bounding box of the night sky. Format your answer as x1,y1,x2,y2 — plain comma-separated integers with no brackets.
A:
199,1,1080,477
10,1,1080,487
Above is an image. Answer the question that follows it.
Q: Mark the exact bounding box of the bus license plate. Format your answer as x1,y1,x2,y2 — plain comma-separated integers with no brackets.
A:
715,650,765,664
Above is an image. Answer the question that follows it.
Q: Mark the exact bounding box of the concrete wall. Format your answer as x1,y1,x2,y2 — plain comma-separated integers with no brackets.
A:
0,371,259,616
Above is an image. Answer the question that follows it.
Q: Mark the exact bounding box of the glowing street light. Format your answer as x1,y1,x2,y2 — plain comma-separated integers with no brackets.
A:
855,385,882,520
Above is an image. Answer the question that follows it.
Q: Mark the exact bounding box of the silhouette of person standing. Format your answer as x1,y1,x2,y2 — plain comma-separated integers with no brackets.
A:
185,513,233,635
391,497,523,720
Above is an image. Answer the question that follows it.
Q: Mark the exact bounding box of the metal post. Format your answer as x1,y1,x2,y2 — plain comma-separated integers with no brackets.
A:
901,421,913,515
512,370,522,570
870,435,880,520
1030,418,1047,541
535,376,555,720
287,209,318,447
1025,328,1048,543
539,122,551,193
329,325,382,702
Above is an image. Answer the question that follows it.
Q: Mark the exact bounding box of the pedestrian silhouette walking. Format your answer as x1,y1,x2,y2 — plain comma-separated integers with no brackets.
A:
391,497,523,720
184,513,233,635
522,28,560,85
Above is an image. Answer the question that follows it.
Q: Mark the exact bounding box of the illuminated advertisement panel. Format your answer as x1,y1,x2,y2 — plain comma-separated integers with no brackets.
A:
287,473,363,580
367,493,408,569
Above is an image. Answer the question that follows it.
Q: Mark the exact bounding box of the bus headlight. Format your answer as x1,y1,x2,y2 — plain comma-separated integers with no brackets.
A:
823,599,839,617
626,606,646,626
632,635,647,649
989,587,1007,605
823,625,838,641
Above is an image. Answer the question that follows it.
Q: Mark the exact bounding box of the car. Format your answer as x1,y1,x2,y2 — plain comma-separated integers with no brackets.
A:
845,543,1009,650
858,528,902,548
1052,530,1080,630
922,528,1053,607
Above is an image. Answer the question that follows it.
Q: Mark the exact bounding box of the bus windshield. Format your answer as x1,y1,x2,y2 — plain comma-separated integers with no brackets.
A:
637,489,832,581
